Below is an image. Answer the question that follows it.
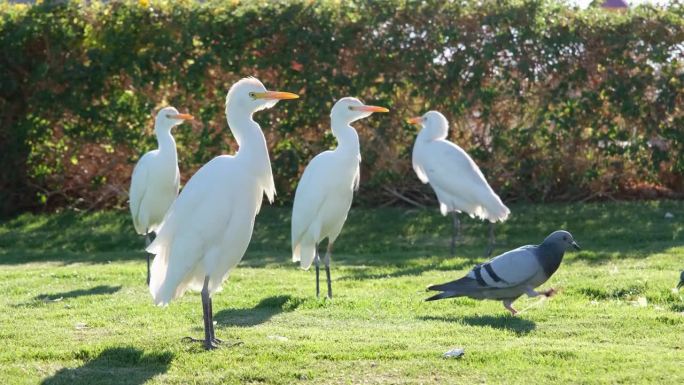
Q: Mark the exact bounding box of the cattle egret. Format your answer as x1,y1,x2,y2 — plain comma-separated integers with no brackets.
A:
129,107,193,284
147,77,298,349
291,97,388,298
409,111,510,257
426,230,580,315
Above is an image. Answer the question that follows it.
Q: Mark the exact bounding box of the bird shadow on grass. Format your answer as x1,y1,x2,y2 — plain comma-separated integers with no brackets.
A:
337,260,477,281
40,347,172,385
33,285,122,302
214,295,302,327
419,314,536,335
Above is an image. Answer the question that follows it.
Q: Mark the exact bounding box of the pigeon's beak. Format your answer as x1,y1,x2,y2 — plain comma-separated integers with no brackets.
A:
571,241,581,251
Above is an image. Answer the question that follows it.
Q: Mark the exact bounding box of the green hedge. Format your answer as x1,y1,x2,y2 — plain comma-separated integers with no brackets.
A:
1,0,683,215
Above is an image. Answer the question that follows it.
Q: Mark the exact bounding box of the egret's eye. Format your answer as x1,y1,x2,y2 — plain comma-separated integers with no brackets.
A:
563,236,568,241
249,92,256,98
348,106,353,111
165,114,172,119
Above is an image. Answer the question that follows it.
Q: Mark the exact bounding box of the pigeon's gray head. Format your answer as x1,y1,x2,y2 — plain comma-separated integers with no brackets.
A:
542,230,580,251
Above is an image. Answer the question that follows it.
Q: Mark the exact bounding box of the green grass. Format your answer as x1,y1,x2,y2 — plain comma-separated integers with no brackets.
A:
1,201,683,384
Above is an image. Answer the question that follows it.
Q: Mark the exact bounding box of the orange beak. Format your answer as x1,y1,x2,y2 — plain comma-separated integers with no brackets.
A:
351,105,389,113
167,113,194,120
407,116,423,125
254,91,300,100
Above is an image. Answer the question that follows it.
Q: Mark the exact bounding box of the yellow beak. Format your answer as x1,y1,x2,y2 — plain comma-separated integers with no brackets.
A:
253,91,300,100
407,116,423,125
351,105,389,113
167,113,194,120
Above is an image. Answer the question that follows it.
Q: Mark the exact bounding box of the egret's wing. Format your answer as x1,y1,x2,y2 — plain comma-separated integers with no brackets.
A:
412,142,429,184
425,141,492,197
148,156,238,304
129,154,150,234
173,165,181,194
419,140,509,221
291,155,328,249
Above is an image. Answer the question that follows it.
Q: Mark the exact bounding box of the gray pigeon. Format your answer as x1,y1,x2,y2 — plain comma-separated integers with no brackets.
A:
678,271,684,290
426,230,580,315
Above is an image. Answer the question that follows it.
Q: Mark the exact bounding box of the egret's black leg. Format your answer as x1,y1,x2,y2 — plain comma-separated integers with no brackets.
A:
145,231,152,286
200,277,217,350
314,248,321,298
483,222,495,257
208,296,220,344
450,213,460,257
324,242,333,299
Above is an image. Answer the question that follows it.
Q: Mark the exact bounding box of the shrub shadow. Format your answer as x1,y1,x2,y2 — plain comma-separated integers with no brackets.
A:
40,347,172,385
33,285,122,302
215,295,301,327
420,314,536,335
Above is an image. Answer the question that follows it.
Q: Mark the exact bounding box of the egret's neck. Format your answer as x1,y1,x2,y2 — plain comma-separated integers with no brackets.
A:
417,128,445,144
228,112,271,167
331,120,360,157
155,128,177,158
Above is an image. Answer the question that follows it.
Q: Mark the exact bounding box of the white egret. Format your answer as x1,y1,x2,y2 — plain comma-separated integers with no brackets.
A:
147,77,298,349
291,97,389,298
409,111,510,257
129,107,193,284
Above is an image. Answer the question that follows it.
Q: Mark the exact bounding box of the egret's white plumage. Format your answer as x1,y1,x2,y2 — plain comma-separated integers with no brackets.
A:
146,78,298,349
129,107,192,284
410,111,510,255
129,107,191,235
291,97,388,298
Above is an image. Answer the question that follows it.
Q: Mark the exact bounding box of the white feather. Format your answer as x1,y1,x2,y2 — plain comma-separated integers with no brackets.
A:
129,112,181,235
412,111,509,222
147,78,285,306
291,151,359,269
291,97,381,270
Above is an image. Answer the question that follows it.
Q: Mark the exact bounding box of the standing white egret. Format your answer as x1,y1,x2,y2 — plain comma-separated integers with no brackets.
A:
409,111,510,257
129,107,193,285
147,77,298,349
291,97,389,298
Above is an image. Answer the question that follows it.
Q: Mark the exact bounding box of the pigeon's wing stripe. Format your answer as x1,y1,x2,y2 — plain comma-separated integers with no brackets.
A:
483,263,504,283
473,265,487,286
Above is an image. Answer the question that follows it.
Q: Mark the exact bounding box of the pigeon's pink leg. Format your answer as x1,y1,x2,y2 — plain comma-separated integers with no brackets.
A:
543,288,557,297
503,300,518,316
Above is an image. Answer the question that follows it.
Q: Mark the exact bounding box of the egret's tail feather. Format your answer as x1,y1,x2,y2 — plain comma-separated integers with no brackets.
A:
480,194,510,223
149,234,202,306
293,240,316,270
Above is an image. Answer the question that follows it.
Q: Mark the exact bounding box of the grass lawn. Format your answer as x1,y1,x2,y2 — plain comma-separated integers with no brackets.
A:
0,201,683,384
